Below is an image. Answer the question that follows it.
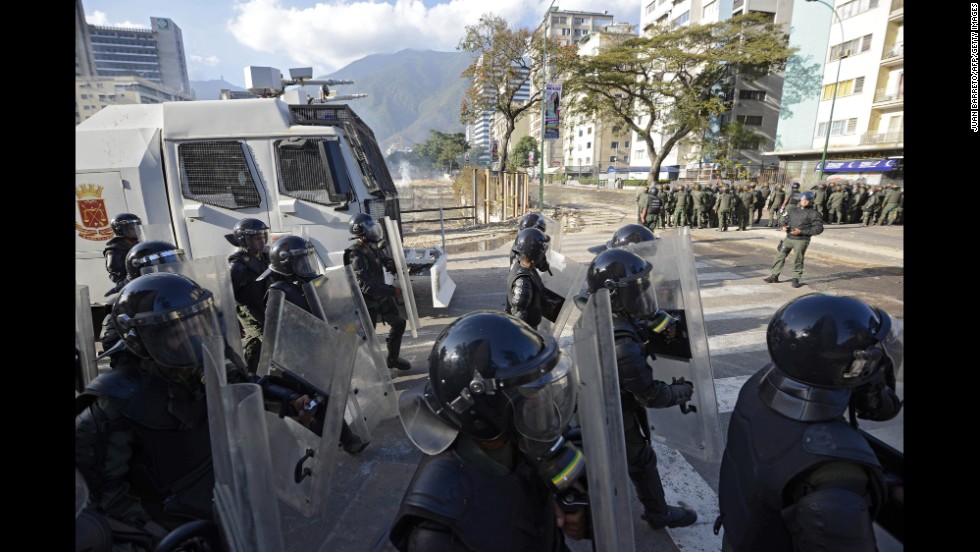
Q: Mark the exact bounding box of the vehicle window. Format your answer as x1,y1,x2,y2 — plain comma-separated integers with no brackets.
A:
178,141,261,209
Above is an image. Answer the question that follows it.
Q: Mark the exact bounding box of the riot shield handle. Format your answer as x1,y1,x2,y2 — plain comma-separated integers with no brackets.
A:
294,448,315,483
672,377,697,414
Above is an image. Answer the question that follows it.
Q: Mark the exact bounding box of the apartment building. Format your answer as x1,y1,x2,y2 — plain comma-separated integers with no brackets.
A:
465,55,532,169
771,0,903,187
528,9,617,174
75,76,194,125
635,0,793,181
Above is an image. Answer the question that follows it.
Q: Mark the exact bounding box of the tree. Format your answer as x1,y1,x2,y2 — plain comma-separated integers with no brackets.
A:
414,130,469,173
458,14,575,182
563,13,795,184
511,136,538,170
702,120,765,180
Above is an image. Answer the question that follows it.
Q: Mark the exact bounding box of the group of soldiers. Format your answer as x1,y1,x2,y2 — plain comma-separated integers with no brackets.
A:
76,210,903,552
636,180,905,232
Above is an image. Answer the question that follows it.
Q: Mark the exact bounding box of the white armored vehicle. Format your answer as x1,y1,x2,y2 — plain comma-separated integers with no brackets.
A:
75,66,455,328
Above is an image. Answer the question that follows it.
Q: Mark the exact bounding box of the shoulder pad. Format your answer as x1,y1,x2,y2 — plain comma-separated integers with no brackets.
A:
803,423,881,468
402,455,468,521
102,239,129,252
343,248,354,266
85,369,140,400
228,251,248,264
268,281,291,293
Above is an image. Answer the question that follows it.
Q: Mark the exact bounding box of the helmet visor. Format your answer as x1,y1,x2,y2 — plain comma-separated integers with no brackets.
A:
508,352,577,453
139,304,223,371
611,275,658,316
243,230,269,253
120,221,140,239
134,248,187,277
362,219,384,243
842,311,903,384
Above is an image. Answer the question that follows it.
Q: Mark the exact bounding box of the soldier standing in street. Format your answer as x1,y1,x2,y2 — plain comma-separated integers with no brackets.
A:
716,293,903,551
673,185,691,228
690,184,707,229
827,183,846,224
636,185,650,224
641,186,664,235
226,218,273,375
879,183,903,225
344,214,412,371
766,184,786,227
735,186,753,231
763,191,824,288
713,185,735,232
813,182,829,221
751,184,766,225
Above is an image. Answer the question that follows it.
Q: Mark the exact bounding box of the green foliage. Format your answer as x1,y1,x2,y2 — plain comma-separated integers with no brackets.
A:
413,130,470,173
563,13,795,183
511,136,538,169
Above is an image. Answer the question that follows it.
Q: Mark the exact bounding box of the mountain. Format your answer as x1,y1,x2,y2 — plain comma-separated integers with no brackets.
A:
190,49,474,153
190,78,246,101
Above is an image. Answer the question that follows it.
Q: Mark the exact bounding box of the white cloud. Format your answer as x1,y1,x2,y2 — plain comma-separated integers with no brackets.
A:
85,10,148,29
190,55,222,67
227,0,640,75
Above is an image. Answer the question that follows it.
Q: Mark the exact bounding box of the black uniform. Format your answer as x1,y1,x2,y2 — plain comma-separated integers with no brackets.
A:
103,236,137,285
345,240,407,365
505,263,546,329
718,367,887,552
75,354,248,532
228,250,273,374
612,316,695,526
389,435,569,552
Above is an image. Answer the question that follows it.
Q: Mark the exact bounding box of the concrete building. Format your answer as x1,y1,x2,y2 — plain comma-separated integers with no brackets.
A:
465,55,531,169
770,0,903,187
561,24,638,182
75,76,196,125
634,0,793,182
528,9,617,175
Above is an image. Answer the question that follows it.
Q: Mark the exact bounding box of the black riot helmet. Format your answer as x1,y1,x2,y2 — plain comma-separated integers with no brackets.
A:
767,293,903,389
112,272,223,380
232,218,270,253
348,213,384,243
110,213,142,239
423,311,577,450
608,224,655,249
267,235,320,281
799,191,815,202
125,240,186,280
512,227,551,270
791,182,801,189
586,248,658,316
518,213,547,232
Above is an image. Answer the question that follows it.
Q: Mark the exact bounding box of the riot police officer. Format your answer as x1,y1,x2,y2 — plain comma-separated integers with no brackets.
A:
262,234,369,455
389,311,589,551
585,248,698,530
344,213,412,371
103,213,143,293
76,272,251,546
226,218,273,374
99,240,187,369
510,212,549,267
717,293,903,551
588,223,655,256
506,227,561,330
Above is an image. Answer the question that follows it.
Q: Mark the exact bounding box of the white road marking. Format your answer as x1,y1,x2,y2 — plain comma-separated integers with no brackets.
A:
697,271,742,281
708,330,768,356
699,284,783,298
656,441,723,551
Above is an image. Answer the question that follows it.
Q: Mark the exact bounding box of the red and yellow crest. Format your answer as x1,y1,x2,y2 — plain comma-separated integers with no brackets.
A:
75,184,114,241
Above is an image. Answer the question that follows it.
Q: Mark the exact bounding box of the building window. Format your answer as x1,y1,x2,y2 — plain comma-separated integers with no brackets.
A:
553,16,567,24
574,17,588,24
672,10,690,28
587,127,592,134
703,0,719,19
736,115,763,126
574,29,581,36
739,90,766,101
625,141,630,148
578,130,583,137
586,157,591,164
611,141,619,149
830,34,873,60
610,156,618,162
838,0,879,20
816,118,859,137
586,142,592,149
821,76,865,99
562,28,571,36
646,2,657,14
623,155,630,163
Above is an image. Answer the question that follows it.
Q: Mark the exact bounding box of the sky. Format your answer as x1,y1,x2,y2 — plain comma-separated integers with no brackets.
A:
82,0,642,88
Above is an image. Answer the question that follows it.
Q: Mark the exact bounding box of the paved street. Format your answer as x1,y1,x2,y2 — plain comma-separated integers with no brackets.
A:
296,182,904,552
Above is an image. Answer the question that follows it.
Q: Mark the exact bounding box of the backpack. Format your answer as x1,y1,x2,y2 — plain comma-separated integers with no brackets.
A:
646,194,663,215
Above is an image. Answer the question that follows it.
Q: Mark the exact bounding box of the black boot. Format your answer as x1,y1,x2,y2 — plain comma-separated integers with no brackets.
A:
763,274,779,283
791,278,802,288
642,505,698,530
340,422,369,455
387,357,411,371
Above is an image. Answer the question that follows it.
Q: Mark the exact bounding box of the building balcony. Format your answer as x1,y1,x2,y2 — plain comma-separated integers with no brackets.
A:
881,41,903,65
859,130,903,145
890,0,903,21
874,88,904,105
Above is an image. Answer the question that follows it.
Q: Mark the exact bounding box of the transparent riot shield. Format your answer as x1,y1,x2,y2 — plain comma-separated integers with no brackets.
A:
202,337,285,552
624,230,724,463
136,222,176,243
255,290,360,516
75,285,98,393
538,248,588,340
382,217,420,338
145,255,243,359
572,288,635,551
542,214,563,253
304,266,398,443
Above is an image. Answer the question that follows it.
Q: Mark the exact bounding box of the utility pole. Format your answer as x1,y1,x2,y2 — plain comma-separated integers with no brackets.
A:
538,0,558,209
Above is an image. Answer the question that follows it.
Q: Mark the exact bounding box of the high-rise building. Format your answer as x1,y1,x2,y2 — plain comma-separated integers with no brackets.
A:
75,0,194,125
465,55,532,168
770,0,903,187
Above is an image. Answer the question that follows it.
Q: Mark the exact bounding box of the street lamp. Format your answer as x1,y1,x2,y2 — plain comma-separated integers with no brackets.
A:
807,0,847,181
539,0,558,209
